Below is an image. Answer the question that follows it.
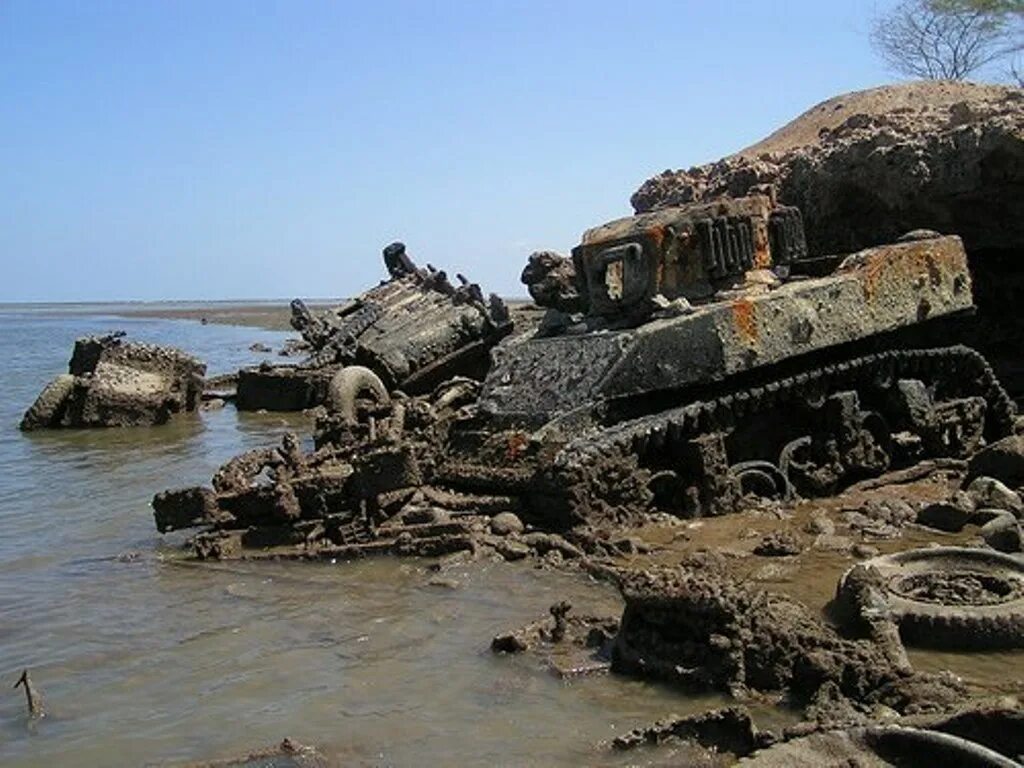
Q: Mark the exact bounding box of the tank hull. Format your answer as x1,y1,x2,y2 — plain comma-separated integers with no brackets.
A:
480,235,973,427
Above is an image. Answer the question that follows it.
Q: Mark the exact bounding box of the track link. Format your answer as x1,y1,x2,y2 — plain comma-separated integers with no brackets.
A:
557,346,1014,471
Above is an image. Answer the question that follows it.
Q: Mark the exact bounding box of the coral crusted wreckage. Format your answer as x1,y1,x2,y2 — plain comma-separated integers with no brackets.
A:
22,81,1024,764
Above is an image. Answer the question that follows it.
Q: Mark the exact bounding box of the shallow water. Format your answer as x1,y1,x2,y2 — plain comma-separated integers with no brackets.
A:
0,306,728,767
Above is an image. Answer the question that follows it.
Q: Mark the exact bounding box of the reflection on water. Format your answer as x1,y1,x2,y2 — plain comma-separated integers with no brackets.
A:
0,306,710,767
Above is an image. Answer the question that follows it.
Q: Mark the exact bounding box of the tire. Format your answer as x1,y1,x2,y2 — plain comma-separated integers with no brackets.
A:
739,726,1020,767
837,547,1024,650
20,374,75,430
325,366,390,423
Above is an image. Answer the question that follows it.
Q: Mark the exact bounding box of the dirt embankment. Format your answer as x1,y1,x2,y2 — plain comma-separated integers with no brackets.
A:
632,80,1024,396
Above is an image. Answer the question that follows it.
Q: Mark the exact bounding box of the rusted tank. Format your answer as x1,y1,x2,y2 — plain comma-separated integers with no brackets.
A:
152,196,1018,561
236,242,512,411
438,194,1016,526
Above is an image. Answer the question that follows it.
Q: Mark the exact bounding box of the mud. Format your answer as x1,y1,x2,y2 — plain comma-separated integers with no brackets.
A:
181,738,331,768
491,601,620,679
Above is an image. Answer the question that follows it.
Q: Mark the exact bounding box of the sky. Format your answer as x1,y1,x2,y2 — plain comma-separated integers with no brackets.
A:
1,0,903,302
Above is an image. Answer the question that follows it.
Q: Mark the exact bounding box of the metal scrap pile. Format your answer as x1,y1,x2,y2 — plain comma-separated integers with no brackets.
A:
235,242,512,411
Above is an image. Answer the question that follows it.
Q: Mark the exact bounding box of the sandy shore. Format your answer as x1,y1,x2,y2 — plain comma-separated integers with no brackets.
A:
113,298,539,333
111,302,303,331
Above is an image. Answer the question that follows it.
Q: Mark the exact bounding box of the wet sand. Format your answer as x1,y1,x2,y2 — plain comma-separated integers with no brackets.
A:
111,298,537,333
111,302,303,331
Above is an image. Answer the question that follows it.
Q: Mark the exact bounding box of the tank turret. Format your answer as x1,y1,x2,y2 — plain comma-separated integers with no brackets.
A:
572,194,807,319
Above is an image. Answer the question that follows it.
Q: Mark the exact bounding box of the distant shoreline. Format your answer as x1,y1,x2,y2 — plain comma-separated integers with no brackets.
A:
110,296,536,333
0,295,535,334
112,303,297,331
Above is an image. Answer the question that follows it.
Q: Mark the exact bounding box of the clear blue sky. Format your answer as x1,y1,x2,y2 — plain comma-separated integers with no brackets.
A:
1,1,899,302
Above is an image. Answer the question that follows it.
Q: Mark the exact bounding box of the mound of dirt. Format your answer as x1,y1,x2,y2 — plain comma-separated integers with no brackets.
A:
631,81,1023,255
631,80,1024,392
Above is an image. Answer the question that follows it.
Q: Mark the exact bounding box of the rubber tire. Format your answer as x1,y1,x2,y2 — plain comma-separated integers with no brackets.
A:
326,366,390,423
739,726,1020,767
837,547,1024,650
20,374,75,430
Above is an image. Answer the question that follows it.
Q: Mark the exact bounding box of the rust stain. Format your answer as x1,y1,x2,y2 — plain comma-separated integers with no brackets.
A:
732,298,758,344
752,220,772,268
646,225,667,251
506,432,529,461
856,241,964,303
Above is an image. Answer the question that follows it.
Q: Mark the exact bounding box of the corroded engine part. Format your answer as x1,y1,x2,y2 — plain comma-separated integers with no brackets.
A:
152,376,523,560
234,364,337,412
290,241,512,393
520,250,585,314
236,243,509,412
21,333,206,430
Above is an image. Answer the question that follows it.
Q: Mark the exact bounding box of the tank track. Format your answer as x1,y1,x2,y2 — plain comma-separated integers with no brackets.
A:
536,348,1015,528
557,345,1014,472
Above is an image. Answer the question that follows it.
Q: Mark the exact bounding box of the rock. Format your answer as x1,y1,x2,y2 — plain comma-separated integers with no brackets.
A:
980,513,1023,553
489,512,524,536
20,334,206,430
277,338,312,357
917,492,975,532
966,476,1023,518
249,342,272,353
972,507,1013,525
427,576,460,589
753,531,802,557
609,536,651,555
861,498,917,527
814,534,854,553
522,532,584,559
804,513,835,536
398,504,449,525
495,539,531,562
845,498,915,539
852,544,880,559
491,630,529,653
968,437,1024,492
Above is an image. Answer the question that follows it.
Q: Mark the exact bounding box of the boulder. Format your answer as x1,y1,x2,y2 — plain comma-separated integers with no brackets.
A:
489,511,524,536
980,513,1023,553
20,334,205,430
917,492,975,532
967,435,1024,489
965,476,1024,518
